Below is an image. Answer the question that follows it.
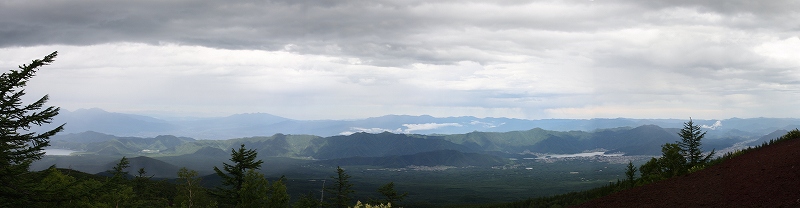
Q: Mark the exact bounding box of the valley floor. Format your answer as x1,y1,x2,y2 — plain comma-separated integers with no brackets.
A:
288,159,637,206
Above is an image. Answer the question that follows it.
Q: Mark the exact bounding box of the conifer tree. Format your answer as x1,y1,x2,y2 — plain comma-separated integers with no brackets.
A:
111,156,130,181
105,157,136,207
639,143,687,182
0,51,64,206
268,176,290,208
638,157,661,182
293,192,322,208
213,144,263,206
326,166,354,208
624,161,637,187
659,143,686,177
677,118,715,168
376,181,407,206
133,167,155,203
237,169,270,208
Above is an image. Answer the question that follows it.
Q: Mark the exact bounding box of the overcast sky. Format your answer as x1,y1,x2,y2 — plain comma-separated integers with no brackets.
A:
1,0,799,120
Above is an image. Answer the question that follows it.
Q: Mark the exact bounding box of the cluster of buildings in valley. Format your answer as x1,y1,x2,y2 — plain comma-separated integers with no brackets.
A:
493,152,656,170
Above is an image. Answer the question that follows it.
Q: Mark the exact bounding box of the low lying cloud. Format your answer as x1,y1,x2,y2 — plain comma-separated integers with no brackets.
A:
402,123,462,133
469,120,504,128
340,122,462,135
702,120,723,130
339,127,399,135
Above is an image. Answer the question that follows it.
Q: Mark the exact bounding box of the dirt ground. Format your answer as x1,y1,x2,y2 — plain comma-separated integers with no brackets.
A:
574,138,800,208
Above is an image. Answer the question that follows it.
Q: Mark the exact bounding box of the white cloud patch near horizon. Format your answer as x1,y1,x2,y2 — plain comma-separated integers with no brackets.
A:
339,122,463,135
402,123,463,133
701,120,723,130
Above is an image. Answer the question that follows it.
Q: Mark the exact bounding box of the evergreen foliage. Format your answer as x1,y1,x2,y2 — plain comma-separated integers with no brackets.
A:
0,51,65,206
34,166,105,207
176,167,216,208
293,192,323,208
104,157,136,207
351,201,391,208
225,165,290,208
677,118,715,168
111,156,131,179
624,161,637,188
638,157,661,183
326,166,355,208
269,176,290,208
375,182,407,206
213,144,264,206
638,119,716,183
660,143,687,177
133,167,155,201
237,169,270,208
639,143,686,182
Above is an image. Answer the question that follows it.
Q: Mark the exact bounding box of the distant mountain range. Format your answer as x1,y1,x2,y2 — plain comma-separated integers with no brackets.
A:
32,108,800,139
44,126,697,158
37,119,798,176
30,108,800,177
28,108,800,207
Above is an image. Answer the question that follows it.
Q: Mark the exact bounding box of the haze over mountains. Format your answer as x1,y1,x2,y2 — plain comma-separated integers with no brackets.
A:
36,108,800,140
32,108,800,206
36,107,800,178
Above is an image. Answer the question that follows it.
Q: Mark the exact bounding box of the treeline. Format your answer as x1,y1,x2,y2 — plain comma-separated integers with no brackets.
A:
5,144,407,207
470,123,800,208
198,143,407,208
21,144,410,207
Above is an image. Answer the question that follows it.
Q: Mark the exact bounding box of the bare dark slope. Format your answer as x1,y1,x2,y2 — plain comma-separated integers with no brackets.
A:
576,138,800,208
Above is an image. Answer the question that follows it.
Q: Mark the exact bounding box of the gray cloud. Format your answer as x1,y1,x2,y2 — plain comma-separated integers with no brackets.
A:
2,0,793,66
631,0,799,16
2,0,799,120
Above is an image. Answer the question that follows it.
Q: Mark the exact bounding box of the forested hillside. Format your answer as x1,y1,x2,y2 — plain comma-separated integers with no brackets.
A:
575,130,800,207
47,125,692,158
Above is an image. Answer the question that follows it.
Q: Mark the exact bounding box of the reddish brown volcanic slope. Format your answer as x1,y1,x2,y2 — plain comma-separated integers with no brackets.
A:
575,138,800,208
